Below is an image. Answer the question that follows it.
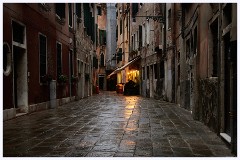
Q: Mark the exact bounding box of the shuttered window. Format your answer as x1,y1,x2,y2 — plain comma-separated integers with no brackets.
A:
83,3,95,42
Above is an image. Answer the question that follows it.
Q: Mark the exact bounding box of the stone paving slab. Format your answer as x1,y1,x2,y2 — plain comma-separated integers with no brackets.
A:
3,91,234,157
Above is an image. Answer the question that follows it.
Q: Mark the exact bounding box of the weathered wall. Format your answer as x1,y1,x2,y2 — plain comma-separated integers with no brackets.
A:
198,78,218,133
106,3,116,69
3,3,77,112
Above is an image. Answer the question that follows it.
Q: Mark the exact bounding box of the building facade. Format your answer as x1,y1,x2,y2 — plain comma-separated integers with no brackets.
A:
75,3,96,98
175,3,237,154
3,3,95,121
113,3,237,154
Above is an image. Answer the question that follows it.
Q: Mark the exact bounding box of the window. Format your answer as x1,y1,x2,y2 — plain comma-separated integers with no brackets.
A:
136,31,139,49
147,66,149,79
3,43,12,76
160,61,164,78
132,3,138,22
68,4,73,27
12,21,24,44
99,29,106,45
55,3,65,19
39,34,47,82
186,38,190,60
154,63,158,79
142,23,145,47
146,21,150,45
96,24,98,45
57,42,62,78
93,57,98,68
210,19,218,77
120,19,122,35
168,9,171,29
133,34,136,50
132,35,134,50
76,3,81,18
97,6,102,15
117,48,122,63
139,25,142,48
142,67,145,80
193,26,198,55
100,53,104,67
223,3,232,28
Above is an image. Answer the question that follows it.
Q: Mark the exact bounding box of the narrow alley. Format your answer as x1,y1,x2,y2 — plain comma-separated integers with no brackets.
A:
3,92,233,157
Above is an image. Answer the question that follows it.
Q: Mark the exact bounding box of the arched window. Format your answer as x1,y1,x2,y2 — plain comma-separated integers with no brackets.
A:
3,42,12,76
100,53,104,67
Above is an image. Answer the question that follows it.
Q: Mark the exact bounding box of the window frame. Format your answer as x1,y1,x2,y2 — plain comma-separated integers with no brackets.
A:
68,3,73,28
12,19,26,49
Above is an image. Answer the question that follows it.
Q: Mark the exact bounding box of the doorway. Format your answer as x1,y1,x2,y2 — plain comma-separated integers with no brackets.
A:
13,46,28,113
223,32,234,137
99,76,104,90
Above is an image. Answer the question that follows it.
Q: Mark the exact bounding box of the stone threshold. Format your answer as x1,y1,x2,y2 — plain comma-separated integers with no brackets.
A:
16,112,27,117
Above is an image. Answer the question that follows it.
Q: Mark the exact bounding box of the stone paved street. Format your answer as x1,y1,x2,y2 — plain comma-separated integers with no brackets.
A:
3,91,234,157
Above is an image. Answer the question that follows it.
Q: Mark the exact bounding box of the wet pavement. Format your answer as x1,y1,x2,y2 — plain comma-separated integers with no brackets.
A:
3,91,234,157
